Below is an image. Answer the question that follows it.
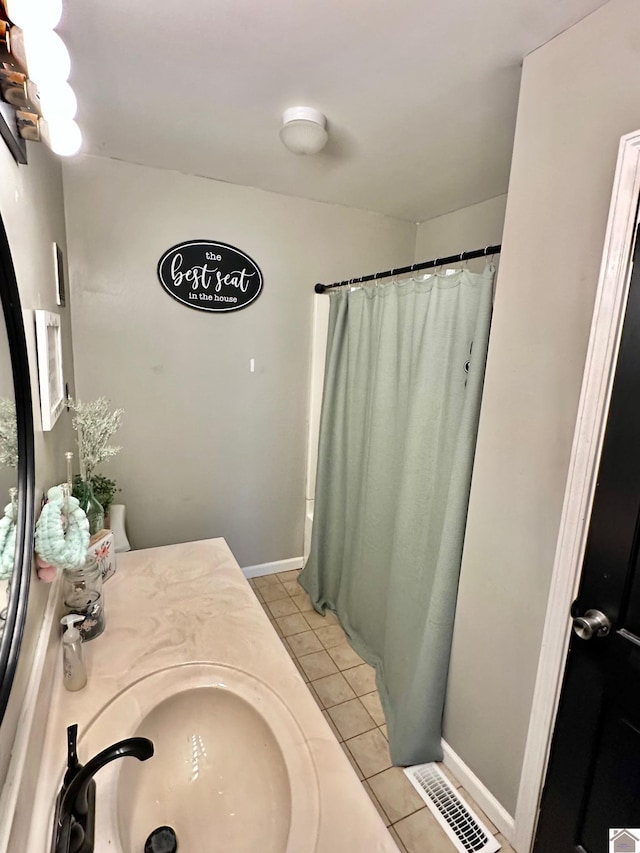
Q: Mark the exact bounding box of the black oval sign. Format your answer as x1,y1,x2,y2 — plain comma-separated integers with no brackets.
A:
157,240,263,312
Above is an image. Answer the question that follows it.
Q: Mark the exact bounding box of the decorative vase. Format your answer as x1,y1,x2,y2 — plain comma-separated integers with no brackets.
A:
80,479,104,536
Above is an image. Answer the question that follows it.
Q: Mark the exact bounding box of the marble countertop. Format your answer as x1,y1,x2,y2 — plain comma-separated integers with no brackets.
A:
28,538,398,852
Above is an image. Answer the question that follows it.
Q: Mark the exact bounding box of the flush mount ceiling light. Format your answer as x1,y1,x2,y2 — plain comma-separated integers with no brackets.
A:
280,106,328,155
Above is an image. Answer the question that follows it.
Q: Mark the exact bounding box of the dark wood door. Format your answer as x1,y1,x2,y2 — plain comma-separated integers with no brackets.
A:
534,224,640,852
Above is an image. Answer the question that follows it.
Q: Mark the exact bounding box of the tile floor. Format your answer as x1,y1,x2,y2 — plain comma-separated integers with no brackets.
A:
249,569,515,853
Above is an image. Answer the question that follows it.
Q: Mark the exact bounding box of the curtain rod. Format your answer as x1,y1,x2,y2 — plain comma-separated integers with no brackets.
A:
314,244,502,294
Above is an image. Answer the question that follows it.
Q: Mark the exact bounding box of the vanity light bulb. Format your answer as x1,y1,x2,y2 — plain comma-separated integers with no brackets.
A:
6,0,63,30
20,29,71,84
40,118,82,156
37,81,77,122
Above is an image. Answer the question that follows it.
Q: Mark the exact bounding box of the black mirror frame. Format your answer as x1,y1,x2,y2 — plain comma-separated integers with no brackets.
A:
0,210,35,724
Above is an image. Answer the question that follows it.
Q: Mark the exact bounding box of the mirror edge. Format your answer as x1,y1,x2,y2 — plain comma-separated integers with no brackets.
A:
0,210,35,723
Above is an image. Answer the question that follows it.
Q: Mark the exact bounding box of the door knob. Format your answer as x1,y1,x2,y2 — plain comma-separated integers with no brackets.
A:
572,609,611,640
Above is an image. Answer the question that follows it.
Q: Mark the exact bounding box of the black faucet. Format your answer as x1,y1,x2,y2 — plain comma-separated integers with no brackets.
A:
51,724,154,853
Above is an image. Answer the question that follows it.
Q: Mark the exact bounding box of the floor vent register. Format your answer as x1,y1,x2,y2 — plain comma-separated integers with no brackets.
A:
403,763,501,853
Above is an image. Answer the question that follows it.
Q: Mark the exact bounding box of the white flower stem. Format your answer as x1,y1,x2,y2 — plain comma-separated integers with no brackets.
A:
78,423,86,481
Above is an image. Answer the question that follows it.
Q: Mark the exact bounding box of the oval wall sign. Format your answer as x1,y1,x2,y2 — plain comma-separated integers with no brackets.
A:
157,240,263,312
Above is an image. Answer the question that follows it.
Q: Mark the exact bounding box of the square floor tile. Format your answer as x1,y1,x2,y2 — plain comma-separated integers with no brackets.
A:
287,630,324,657
281,579,301,596
261,586,289,603
495,835,516,852
254,574,284,591
303,609,332,630
315,624,347,649
394,807,454,853
277,569,301,583
311,672,356,708
343,662,377,696
387,826,408,852
275,613,309,637
291,593,313,612
297,650,339,681
328,698,377,740
327,643,364,671
267,597,299,619
254,579,286,601
345,728,392,778
360,691,386,726
363,781,391,826
367,767,424,824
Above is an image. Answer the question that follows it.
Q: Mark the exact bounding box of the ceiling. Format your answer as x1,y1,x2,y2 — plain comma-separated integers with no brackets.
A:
60,0,609,223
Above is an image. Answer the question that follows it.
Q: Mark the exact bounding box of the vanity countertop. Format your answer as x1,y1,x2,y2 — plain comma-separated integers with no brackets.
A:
28,538,398,852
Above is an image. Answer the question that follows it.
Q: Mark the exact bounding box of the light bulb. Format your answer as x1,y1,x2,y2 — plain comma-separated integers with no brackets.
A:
6,0,63,31
37,81,77,121
20,29,71,84
40,118,82,156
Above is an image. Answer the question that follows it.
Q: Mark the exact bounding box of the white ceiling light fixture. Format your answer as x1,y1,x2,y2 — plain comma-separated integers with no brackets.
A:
280,106,328,155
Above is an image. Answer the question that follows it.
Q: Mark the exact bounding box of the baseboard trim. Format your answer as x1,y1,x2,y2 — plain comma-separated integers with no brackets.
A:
242,556,304,579
441,739,515,843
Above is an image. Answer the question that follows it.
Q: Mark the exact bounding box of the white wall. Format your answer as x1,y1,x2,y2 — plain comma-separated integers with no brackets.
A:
63,155,416,568
0,141,76,790
444,0,640,816
415,195,507,270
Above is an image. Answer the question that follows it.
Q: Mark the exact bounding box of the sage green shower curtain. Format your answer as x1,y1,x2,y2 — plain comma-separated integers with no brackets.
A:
299,267,494,766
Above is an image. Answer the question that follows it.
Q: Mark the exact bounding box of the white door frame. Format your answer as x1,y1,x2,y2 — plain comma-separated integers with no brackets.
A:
513,129,640,852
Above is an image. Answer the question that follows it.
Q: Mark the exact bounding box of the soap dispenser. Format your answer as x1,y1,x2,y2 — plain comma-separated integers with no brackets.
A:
60,614,87,692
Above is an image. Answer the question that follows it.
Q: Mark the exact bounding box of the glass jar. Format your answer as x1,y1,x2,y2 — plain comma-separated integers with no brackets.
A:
80,479,104,536
62,554,105,641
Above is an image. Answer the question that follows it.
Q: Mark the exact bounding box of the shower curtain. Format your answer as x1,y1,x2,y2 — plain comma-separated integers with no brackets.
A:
299,266,494,765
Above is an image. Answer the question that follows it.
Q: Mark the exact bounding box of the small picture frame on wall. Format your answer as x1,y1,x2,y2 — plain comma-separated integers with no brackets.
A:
53,242,66,307
34,310,65,431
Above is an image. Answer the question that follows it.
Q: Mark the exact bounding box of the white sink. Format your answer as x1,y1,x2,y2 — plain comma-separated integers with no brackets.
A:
76,663,320,852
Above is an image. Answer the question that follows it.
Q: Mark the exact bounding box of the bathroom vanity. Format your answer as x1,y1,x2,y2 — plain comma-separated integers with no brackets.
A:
27,539,398,852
